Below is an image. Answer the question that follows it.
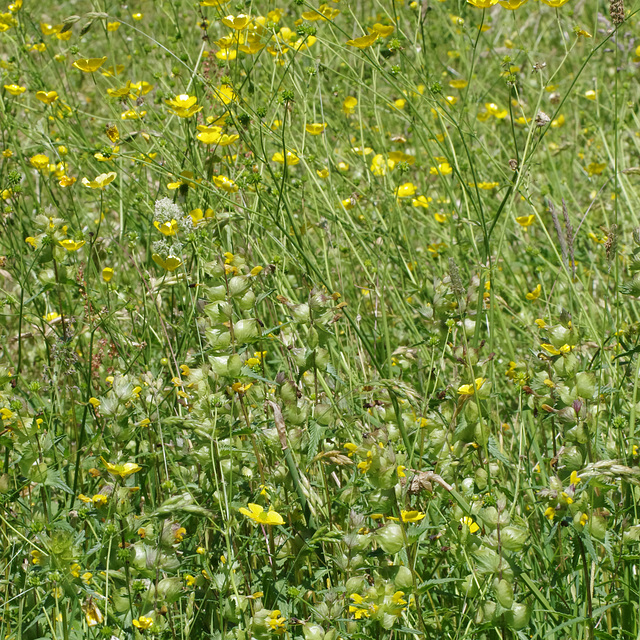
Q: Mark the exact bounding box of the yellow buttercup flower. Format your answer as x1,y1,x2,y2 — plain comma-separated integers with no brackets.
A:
412,195,432,208
239,503,284,525
83,601,103,627
346,33,379,49
82,172,116,189
154,219,179,236
272,150,300,165
343,96,358,115
394,182,417,198
212,84,237,105
302,5,340,20
460,516,480,533
121,108,146,120
4,83,25,95
370,23,395,37
305,123,326,135
499,0,528,7
540,0,570,6
101,457,142,478
449,79,468,89
36,90,58,104
458,378,487,396
516,214,535,227
72,57,107,72
212,175,239,193
540,343,572,356
132,616,153,630
152,254,183,271
526,284,542,300
221,14,251,30
467,0,499,7
586,162,606,176
59,239,86,251
401,510,426,523
165,94,202,118
59,175,76,187
30,154,50,170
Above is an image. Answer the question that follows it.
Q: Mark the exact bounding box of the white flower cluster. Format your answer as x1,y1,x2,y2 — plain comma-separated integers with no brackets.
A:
154,197,193,232
152,239,183,258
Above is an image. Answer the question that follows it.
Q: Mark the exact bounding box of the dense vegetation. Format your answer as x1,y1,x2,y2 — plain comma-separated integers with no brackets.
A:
1,0,640,638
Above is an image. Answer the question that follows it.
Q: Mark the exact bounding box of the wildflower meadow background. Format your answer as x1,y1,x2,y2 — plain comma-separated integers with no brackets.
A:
1,0,640,638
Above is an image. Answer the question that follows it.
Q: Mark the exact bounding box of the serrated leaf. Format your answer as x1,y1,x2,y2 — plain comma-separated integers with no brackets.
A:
307,421,322,460
44,470,73,494
579,530,599,565
487,435,513,467
240,365,277,385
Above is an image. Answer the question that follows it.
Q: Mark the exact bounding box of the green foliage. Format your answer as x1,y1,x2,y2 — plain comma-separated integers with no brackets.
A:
1,0,640,639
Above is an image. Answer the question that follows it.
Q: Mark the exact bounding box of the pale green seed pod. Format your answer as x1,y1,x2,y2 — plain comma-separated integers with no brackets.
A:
302,624,325,640
238,290,256,310
394,565,414,590
507,601,531,629
233,319,259,343
375,523,405,554
228,275,251,297
500,526,528,552
494,578,513,610
206,328,231,350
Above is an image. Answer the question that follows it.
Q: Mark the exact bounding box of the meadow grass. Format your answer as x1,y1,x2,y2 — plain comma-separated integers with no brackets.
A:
1,0,640,639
